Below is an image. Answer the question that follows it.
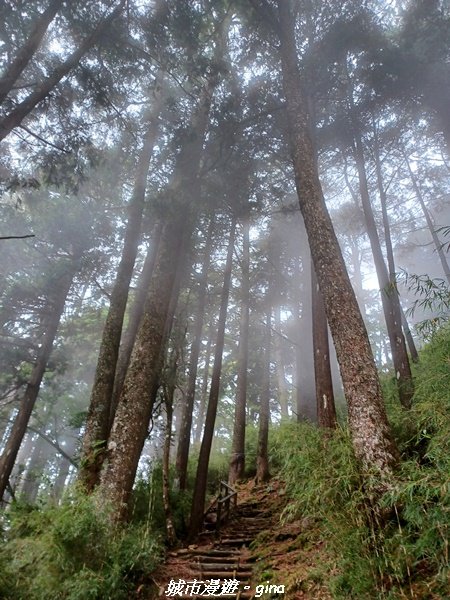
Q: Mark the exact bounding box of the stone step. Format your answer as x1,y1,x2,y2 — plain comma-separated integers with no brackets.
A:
226,528,262,534
200,571,252,579
216,538,254,546
193,557,246,565
192,548,241,557
194,562,251,569
238,517,271,523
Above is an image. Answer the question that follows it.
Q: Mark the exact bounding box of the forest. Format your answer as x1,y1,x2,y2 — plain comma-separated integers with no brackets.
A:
0,0,449,598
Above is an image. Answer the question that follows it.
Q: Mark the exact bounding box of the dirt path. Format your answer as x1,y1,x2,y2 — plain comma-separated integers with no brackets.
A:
148,480,332,600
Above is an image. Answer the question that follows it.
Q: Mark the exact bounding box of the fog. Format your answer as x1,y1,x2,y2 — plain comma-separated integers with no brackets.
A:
0,0,449,507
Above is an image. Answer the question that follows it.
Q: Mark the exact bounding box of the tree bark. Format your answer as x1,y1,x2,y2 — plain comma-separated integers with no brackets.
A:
0,261,75,502
193,326,213,444
0,1,126,142
162,350,178,546
293,256,316,422
79,111,161,492
98,213,188,520
275,0,398,477
0,0,63,105
350,127,414,408
312,265,336,429
176,218,214,491
100,18,230,514
256,306,271,484
371,124,419,363
110,221,163,428
189,217,236,539
20,433,53,503
9,432,35,495
229,219,250,485
273,306,289,419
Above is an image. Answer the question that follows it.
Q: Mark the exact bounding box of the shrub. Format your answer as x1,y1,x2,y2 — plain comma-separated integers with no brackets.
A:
132,462,192,539
275,325,450,598
0,490,162,600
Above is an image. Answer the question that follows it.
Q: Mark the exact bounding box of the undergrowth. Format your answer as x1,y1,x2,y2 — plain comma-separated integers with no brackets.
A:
275,324,450,599
0,490,162,600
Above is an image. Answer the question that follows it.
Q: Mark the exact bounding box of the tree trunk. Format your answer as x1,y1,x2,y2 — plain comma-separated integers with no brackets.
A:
0,261,75,502
273,306,289,419
52,429,79,501
176,218,214,491
9,431,35,495
110,221,164,428
98,14,230,521
349,238,368,318
20,434,52,503
79,111,161,492
162,352,178,546
193,327,213,444
256,307,271,484
0,0,63,105
312,265,336,429
351,128,414,408
276,0,398,477
229,219,250,485
371,124,419,363
189,217,236,539
404,152,450,285
293,256,316,422
98,213,189,520
0,1,126,142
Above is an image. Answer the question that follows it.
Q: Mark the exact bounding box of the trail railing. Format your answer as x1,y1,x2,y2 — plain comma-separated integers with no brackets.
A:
203,481,237,537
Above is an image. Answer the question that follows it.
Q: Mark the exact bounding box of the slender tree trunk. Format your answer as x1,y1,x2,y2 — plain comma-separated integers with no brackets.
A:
21,434,52,502
176,218,214,490
0,1,126,142
162,352,177,546
293,256,316,422
189,217,237,539
162,400,176,545
52,430,79,501
256,307,271,484
194,328,212,444
0,262,75,501
276,0,398,477
0,0,63,104
351,129,414,408
229,219,250,485
0,411,15,451
97,58,222,520
99,19,228,507
98,213,189,520
79,111,161,492
274,306,289,419
371,125,419,363
110,221,164,427
9,432,35,494
349,239,367,318
312,265,336,429
403,153,450,285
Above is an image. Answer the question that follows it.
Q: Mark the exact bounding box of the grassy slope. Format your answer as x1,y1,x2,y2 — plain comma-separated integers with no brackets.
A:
251,325,450,599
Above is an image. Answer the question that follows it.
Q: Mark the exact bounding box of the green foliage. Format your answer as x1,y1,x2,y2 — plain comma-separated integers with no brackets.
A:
187,443,231,495
242,424,284,478
0,491,162,600
131,462,192,539
400,270,450,338
275,325,450,598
